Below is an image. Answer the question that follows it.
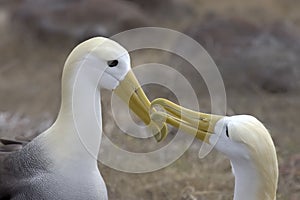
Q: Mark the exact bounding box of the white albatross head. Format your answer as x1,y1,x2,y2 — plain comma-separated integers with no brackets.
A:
151,99,278,200
211,115,278,199
61,37,169,141
64,37,131,90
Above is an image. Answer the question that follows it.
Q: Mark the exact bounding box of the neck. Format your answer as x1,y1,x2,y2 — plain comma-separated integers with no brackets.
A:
41,60,103,164
231,159,275,200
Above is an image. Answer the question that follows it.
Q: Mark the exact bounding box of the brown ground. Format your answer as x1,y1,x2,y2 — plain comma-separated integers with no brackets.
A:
0,0,299,199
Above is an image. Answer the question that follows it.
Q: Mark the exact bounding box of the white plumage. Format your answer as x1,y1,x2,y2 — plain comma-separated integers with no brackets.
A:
151,98,278,200
0,37,167,199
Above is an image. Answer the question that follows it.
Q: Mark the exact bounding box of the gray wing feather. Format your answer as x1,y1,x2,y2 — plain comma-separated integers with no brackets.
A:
0,138,27,199
0,137,49,199
0,138,27,152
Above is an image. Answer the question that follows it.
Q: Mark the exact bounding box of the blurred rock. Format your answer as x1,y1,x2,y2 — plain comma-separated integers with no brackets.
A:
124,0,194,19
187,16,261,50
186,16,300,93
124,0,173,12
0,0,22,7
10,0,151,44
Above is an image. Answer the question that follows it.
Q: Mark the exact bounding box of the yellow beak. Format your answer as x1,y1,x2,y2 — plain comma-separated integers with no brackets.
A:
150,98,224,143
114,71,168,142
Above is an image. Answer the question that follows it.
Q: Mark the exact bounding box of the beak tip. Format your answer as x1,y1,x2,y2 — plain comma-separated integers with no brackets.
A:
153,124,168,142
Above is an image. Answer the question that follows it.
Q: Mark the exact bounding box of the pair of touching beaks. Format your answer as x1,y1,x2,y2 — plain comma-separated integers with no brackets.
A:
150,98,223,143
113,70,222,143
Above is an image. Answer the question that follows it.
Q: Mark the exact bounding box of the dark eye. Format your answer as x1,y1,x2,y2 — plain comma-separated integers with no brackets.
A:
225,125,229,138
107,60,118,67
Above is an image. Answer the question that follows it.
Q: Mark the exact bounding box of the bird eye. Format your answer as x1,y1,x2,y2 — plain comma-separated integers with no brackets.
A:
225,125,229,138
107,60,118,67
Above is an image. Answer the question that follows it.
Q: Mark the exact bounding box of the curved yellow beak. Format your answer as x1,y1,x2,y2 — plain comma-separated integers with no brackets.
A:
114,71,168,142
150,98,224,143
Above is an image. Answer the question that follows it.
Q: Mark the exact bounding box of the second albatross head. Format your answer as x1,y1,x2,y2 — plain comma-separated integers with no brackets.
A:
150,98,278,199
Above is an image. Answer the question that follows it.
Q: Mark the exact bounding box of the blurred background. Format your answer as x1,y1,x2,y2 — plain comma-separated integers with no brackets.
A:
0,0,299,199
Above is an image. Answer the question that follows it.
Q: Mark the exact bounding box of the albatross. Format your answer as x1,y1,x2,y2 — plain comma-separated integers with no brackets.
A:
151,98,278,200
0,37,168,200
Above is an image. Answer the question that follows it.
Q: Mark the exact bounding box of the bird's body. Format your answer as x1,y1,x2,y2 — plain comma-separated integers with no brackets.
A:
0,37,166,199
0,138,107,200
0,38,111,199
151,99,279,200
